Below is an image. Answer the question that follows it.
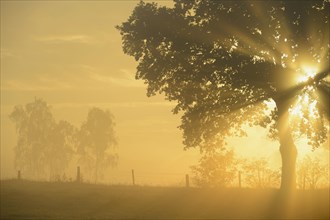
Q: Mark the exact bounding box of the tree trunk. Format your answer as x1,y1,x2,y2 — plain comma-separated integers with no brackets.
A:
275,98,297,191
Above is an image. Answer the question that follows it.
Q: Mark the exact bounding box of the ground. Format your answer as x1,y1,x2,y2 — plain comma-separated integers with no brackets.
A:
0,180,329,219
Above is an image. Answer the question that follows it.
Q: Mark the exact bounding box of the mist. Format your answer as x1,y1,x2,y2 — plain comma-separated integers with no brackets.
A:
1,0,329,219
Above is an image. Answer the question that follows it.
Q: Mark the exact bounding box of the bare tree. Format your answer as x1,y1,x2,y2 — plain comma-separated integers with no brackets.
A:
297,155,328,189
242,158,281,188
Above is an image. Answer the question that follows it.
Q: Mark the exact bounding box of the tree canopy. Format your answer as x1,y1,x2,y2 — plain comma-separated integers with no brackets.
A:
118,0,329,152
118,0,329,189
191,149,237,187
10,99,118,182
76,107,118,183
9,98,75,180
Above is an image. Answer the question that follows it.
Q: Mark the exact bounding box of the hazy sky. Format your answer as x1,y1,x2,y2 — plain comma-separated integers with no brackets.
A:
1,0,328,185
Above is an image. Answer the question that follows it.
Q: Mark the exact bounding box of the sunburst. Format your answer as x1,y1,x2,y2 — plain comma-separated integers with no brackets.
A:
290,65,319,118
296,66,318,84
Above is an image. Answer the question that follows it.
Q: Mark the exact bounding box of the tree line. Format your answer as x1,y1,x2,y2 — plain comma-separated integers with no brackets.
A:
191,150,329,189
9,98,118,183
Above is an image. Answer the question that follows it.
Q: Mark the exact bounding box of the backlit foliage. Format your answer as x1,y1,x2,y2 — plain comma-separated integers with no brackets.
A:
118,0,329,152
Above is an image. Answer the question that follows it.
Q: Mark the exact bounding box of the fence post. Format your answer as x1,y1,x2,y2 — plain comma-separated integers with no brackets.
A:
76,166,80,182
186,174,190,187
132,169,135,185
17,170,21,180
238,171,241,188
303,174,306,190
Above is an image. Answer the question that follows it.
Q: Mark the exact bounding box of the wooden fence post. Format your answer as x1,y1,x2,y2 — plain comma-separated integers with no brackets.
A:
303,174,306,190
186,174,190,187
238,171,241,188
77,166,80,182
132,169,135,185
17,170,21,180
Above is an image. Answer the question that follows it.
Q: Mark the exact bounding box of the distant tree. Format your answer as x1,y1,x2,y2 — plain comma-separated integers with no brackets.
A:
118,0,329,190
243,158,281,188
191,150,237,187
76,107,118,183
9,98,74,179
47,120,75,181
297,155,328,189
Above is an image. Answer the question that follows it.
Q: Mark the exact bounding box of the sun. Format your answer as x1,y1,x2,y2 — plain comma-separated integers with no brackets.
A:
296,66,318,83
288,65,321,156
290,65,319,117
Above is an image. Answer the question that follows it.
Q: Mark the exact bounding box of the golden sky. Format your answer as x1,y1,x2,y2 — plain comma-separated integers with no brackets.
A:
1,1,328,185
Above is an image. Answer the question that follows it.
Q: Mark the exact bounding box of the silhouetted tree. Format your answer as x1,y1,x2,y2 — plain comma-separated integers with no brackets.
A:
191,150,237,187
243,158,281,188
76,107,118,183
9,98,74,179
118,0,329,190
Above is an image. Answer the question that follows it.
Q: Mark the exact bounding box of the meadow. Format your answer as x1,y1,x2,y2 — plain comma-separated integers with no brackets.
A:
1,180,329,219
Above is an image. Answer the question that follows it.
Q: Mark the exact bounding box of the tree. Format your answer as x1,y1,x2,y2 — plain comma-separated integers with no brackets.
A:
243,158,281,188
118,0,329,190
76,107,118,183
9,98,74,180
297,155,328,189
191,149,237,187
47,120,75,181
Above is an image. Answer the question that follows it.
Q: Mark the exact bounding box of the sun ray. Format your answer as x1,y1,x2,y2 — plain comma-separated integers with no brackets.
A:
296,66,318,83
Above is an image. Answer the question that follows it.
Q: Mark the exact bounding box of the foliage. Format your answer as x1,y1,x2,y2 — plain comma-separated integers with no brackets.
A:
192,151,329,189
47,120,75,181
10,99,119,182
242,158,281,188
118,0,329,190
191,151,282,188
297,155,329,189
191,150,237,187
117,0,329,151
76,107,118,183
9,98,74,180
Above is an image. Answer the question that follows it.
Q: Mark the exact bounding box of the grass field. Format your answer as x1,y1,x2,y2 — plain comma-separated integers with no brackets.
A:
1,180,329,219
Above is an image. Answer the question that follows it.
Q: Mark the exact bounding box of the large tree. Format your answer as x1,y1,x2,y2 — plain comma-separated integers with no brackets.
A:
76,107,118,183
118,0,329,190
